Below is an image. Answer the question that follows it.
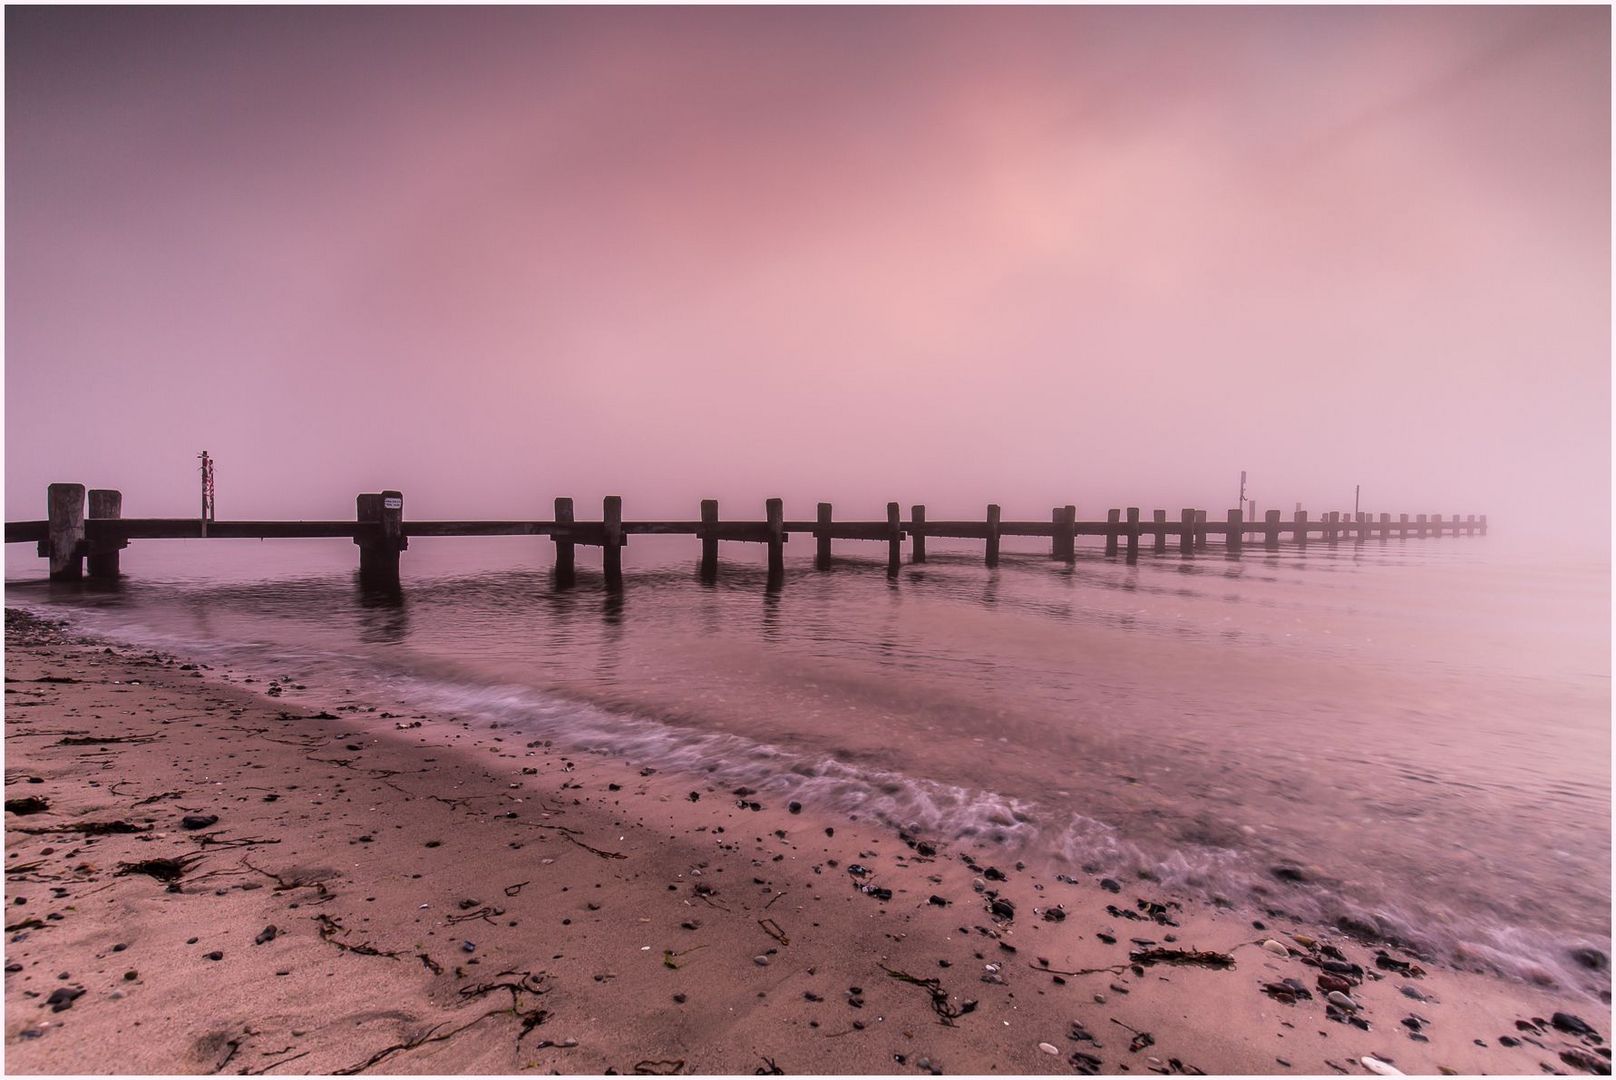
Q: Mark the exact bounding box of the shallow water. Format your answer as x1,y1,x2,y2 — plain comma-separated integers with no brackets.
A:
6,529,1609,996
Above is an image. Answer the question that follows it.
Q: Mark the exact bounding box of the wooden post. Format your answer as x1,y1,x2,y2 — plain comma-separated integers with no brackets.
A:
1264,509,1281,551
767,498,785,579
1293,509,1308,548
1325,511,1339,544
1153,509,1167,554
912,504,927,563
886,502,901,575
1193,510,1208,551
1379,512,1390,541
1226,508,1243,553
86,489,124,581
554,497,576,587
1415,513,1427,538
985,504,1001,567
1126,507,1140,561
1179,508,1195,555
1479,514,1488,536
1433,513,1445,539
1052,506,1075,561
1105,509,1120,557
603,496,623,589
356,490,404,592
1354,512,1366,543
46,483,85,580
816,503,833,569
698,499,719,580
1399,513,1409,539
1466,514,1476,536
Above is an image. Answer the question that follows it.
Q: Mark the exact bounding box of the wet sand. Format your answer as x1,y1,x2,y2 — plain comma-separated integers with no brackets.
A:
3,608,1608,1075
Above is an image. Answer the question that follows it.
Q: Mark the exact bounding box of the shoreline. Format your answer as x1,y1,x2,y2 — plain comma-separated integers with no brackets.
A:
3,608,1608,1075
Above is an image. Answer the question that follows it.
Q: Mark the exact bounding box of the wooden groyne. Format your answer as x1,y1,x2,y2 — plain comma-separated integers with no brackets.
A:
5,484,1487,591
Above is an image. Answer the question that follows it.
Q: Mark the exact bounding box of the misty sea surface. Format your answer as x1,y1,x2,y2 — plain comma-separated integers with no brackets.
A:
6,530,1610,997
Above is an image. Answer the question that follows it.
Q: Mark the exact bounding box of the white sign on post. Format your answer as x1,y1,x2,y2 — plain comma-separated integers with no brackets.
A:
384,497,402,510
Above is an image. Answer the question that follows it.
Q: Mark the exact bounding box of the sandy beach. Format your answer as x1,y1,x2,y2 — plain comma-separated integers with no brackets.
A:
2,607,1607,1075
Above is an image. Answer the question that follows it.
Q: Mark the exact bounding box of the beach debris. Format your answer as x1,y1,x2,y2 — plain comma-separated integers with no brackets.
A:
44,986,84,1012
313,913,400,959
253,925,278,945
1270,865,1307,883
1360,1055,1403,1075
1560,1047,1611,1074
1374,950,1425,977
1261,979,1313,1004
5,797,49,815
754,1057,785,1075
1553,1012,1600,1037
880,962,976,1026
181,814,219,831
1043,906,1067,922
633,1060,685,1075
116,855,201,882
1571,946,1609,972
1111,1018,1155,1053
1261,939,1289,956
56,733,158,745
1130,947,1234,969
1071,1050,1105,1074
24,820,146,836
758,918,789,945
988,897,1015,920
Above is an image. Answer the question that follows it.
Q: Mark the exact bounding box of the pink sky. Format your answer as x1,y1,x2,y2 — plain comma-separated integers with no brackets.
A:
5,7,1609,534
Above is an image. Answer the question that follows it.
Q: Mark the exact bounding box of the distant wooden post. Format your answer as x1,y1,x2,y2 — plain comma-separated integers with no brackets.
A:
1479,514,1488,536
1399,514,1409,539
45,483,86,580
1194,510,1209,551
1465,514,1476,536
355,490,405,591
1153,510,1167,554
1264,509,1281,551
1293,509,1308,548
767,498,785,579
886,502,901,575
1105,509,1120,556
603,496,623,589
1125,507,1140,561
698,499,719,580
911,505,927,563
86,489,125,581
554,497,577,587
985,504,1001,567
1415,513,1427,538
1179,508,1195,555
1324,511,1338,544
1052,505,1075,561
816,503,833,569
1226,508,1243,553
1379,512,1390,541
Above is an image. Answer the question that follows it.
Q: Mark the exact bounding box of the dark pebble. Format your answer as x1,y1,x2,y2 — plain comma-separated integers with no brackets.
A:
205,951,223,961
180,814,219,831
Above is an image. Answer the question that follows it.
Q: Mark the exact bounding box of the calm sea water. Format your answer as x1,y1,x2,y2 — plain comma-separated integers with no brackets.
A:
6,530,1609,996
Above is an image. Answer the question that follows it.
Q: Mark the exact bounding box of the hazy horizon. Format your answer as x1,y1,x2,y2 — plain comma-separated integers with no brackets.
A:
5,6,1609,537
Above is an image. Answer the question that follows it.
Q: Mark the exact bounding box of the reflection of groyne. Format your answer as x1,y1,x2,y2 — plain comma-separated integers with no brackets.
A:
6,484,1486,591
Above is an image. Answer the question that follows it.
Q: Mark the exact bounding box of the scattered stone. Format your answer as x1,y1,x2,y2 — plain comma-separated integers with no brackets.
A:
753,955,770,967
180,814,219,831
1038,1042,1060,1055
5,797,49,816
1361,1056,1402,1076
1261,939,1289,957
45,986,83,1012
1554,1013,1599,1037
254,925,278,946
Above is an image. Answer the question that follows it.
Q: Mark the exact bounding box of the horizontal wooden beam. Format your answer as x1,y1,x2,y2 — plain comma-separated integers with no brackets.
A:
6,520,48,544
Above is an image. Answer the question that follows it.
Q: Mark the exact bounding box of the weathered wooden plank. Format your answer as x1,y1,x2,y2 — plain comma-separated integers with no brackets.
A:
1226,508,1243,554
768,499,785,578
1153,509,1168,555
1105,509,1120,557
603,496,623,588
47,484,85,580
86,489,124,581
911,504,926,563
554,498,576,587
7,520,49,544
886,502,901,575
816,503,832,568
1126,507,1140,562
986,505,1001,567
700,500,719,579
